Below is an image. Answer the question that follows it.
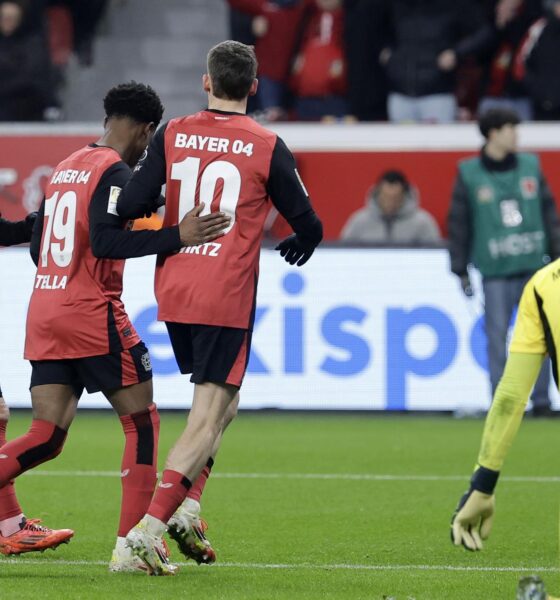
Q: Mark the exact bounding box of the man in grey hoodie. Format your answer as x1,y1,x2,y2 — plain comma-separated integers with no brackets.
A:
341,170,441,244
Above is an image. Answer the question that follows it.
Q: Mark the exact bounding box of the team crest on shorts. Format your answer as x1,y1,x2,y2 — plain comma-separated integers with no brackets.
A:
141,352,152,372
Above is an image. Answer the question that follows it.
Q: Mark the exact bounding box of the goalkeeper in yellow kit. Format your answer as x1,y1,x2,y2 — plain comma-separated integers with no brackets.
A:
451,258,560,599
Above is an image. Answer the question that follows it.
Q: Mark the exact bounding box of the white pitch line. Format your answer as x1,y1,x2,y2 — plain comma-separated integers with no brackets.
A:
0,558,558,573
21,471,560,483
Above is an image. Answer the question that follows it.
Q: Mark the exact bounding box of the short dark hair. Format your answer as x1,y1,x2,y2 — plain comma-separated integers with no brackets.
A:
478,108,520,139
103,81,164,126
377,170,409,190
207,40,258,101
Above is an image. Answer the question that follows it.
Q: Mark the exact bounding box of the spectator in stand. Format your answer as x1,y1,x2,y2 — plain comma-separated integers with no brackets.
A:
228,3,255,45
344,0,388,121
291,0,347,121
341,170,441,244
477,0,543,121
379,0,493,123
447,108,560,414
53,0,107,66
522,0,560,120
227,0,309,120
0,0,58,121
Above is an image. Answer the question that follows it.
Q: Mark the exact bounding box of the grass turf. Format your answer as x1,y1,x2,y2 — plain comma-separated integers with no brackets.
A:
0,412,558,599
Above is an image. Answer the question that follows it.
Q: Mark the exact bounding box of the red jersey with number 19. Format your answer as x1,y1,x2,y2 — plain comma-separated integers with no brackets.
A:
156,111,277,328
25,145,140,360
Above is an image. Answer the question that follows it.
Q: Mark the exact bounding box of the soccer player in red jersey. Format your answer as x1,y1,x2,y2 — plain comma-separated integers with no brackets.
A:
0,82,230,572
117,41,323,575
0,215,74,554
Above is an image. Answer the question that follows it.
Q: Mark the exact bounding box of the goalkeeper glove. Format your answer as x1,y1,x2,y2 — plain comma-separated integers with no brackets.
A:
451,466,498,551
275,234,316,266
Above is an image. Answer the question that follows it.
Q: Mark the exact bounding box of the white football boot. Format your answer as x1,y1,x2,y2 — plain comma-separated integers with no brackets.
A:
167,498,216,564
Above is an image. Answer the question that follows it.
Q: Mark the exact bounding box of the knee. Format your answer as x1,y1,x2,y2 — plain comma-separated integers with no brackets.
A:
30,421,67,458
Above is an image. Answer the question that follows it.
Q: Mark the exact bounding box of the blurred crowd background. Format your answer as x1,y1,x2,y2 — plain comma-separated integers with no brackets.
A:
3,0,560,124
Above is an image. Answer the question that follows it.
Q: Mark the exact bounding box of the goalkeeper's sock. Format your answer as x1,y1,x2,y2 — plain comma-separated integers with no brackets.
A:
147,469,192,527
0,420,23,536
0,420,66,487
186,457,214,503
117,404,159,537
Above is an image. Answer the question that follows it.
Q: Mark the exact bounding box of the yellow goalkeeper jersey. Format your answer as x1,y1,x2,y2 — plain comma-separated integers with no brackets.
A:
510,258,560,383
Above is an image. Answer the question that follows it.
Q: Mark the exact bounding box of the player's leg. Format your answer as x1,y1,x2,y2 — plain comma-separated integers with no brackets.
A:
127,381,237,575
0,393,24,539
161,383,237,513
126,325,248,575
108,381,159,540
188,391,240,503
0,383,77,484
105,380,165,572
167,392,240,564
0,378,77,555
74,341,167,572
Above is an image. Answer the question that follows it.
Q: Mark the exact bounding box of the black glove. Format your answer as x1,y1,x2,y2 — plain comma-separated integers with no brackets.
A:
460,273,473,297
275,234,316,266
25,212,38,237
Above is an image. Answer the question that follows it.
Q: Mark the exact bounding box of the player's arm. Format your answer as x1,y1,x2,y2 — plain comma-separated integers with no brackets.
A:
267,136,323,266
0,213,36,247
29,200,45,266
116,123,168,220
90,163,230,259
451,280,546,551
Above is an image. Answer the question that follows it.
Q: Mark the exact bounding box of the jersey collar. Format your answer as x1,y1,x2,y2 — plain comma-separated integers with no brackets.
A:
205,108,246,116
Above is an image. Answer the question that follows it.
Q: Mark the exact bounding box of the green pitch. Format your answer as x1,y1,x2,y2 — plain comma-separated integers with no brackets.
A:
1,412,559,599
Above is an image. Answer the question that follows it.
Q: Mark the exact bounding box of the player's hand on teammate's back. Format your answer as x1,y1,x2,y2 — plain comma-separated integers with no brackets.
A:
451,489,495,551
178,203,231,247
275,234,316,266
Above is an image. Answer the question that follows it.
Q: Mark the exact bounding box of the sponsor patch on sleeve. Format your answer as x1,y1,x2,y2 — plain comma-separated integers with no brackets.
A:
107,186,122,216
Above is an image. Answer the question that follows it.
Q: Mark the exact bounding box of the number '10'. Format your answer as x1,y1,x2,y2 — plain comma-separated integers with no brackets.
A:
170,157,241,235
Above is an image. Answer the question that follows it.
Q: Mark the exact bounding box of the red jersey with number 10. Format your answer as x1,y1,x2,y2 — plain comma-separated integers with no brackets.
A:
156,112,277,329
25,145,140,360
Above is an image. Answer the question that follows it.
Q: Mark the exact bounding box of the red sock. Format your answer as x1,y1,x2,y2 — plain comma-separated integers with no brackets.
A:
186,457,214,503
148,470,191,525
0,421,22,522
118,404,160,537
0,420,66,488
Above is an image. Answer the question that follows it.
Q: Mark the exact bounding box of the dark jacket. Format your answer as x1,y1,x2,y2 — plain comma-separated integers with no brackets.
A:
447,151,560,277
525,16,560,114
0,31,55,121
381,0,493,97
478,0,542,99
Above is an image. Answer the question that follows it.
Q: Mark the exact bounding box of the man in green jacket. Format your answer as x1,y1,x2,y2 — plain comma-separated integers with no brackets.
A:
447,108,560,415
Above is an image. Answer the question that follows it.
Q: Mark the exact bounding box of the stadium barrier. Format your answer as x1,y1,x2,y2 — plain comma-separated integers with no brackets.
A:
1,247,557,411
2,123,560,410
3,123,560,240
